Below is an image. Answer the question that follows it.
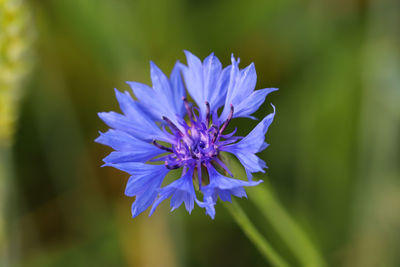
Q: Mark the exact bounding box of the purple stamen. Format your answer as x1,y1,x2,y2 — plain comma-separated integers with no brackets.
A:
165,163,180,170
181,166,188,176
205,101,210,126
183,97,193,122
215,157,234,177
212,130,219,143
220,127,238,139
197,161,202,188
219,104,234,135
162,116,184,136
155,100,236,186
152,140,173,153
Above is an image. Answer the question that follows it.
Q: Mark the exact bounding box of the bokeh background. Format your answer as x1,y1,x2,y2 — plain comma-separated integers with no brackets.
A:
1,0,400,266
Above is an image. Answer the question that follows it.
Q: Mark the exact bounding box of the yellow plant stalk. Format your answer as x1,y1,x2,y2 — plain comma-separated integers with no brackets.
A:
0,0,34,265
0,0,33,145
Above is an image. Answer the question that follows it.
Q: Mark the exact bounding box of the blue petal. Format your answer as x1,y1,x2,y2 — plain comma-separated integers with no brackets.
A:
231,151,267,174
150,61,172,98
220,54,277,121
102,150,161,164
181,51,204,110
222,104,275,177
114,88,145,120
232,62,257,101
124,164,168,196
199,165,262,218
104,161,166,176
233,88,278,119
131,189,160,218
126,61,185,126
169,61,186,117
98,111,135,134
98,111,170,143
196,196,216,219
220,55,240,121
95,129,137,151
213,65,231,109
127,166,167,218
98,90,173,143
117,163,169,217
204,165,262,198
149,61,185,120
96,129,163,163
232,104,275,152
124,81,158,118
149,168,196,215
181,51,229,117
202,53,228,111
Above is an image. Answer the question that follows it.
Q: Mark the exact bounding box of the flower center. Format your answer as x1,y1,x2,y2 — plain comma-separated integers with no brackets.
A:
153,98,234,171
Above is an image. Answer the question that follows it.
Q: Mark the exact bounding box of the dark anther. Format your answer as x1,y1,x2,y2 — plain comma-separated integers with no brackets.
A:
189,147,199,159
212,130,219,143
205,101,210,126
210,124,218,130
182,96,193,121
219,104,234,134
199,141,205,149
152,140,173,153
212,104,234,143
162,116,183,136
165,162,180,170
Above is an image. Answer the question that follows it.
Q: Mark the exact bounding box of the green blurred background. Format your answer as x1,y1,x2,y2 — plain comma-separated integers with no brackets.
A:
1,0,400,266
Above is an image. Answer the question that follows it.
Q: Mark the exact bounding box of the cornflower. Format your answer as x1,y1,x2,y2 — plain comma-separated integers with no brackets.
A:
96,51,277,218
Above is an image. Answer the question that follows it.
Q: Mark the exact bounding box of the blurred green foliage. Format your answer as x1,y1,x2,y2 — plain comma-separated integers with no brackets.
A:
2,0,399,266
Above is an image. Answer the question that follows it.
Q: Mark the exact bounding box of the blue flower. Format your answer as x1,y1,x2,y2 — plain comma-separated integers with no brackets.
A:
96,51,277,219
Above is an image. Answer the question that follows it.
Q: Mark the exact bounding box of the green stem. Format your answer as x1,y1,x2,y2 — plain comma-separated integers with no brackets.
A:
0,146,12,266
224,200,290,267
250,184,326,267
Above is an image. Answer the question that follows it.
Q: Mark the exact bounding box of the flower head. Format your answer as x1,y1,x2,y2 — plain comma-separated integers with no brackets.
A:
96,51,277,219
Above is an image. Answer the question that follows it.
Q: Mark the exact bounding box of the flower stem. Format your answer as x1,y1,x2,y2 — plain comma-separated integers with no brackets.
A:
250,184,326,267
224,200,290,267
